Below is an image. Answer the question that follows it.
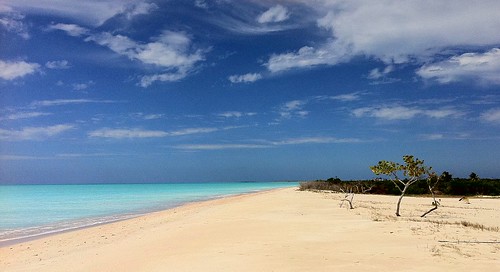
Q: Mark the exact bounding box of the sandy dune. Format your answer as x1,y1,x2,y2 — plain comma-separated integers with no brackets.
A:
1,188,499,271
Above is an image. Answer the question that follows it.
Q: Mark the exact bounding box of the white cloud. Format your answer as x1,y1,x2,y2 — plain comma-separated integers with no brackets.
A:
419,134,444,140
0,13,30,39
228,73,262,83
47,23,89,37
265,0,500,73
279,99,309,119
266,45,348,73
45,60,70,69
83,30,206,87
217,111,257,118
368,65,394,80
88,126,239,139
352,105,462,120
175,136,363,150
142,114,164,120
3,0,155,27
168,127,219,136
257,5,290,24
30,99,116,107
0,59,39,80
417,48,500,85
328,92,362,102
72,81,94,91
124,2,158,20
0,124,74,141
88,128,169,139
194,0,208,9
0,111,51,120
274,136,362,145
480,108,500,124
176,143,269,150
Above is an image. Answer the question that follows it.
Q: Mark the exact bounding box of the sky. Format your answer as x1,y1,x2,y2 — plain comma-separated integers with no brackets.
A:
1,0,499,184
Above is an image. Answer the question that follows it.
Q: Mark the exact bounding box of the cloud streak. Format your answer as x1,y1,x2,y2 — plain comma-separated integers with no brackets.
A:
175,136,364,150
228,73,262,83
30,99,117,107
88,126,241,139
352,105,462,120
0,124,74,141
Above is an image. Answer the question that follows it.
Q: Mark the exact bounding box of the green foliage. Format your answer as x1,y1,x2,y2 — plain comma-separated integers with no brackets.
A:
370,155,433,182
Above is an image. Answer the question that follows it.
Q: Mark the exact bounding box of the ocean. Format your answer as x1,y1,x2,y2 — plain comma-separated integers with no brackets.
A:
0,182,297,244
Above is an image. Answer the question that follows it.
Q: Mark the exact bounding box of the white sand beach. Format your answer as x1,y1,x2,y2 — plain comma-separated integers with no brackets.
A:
1,188,499,271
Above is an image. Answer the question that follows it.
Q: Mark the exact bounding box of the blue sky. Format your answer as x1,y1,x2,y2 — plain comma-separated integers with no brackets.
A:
1,0,499,184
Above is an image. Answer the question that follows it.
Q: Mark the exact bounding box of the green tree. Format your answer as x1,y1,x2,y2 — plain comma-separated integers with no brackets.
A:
370,155,433,216
469,172,479,181
438,171,452,194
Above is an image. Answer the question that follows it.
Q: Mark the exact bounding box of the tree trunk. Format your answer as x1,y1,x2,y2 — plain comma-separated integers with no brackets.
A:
395,186,407,216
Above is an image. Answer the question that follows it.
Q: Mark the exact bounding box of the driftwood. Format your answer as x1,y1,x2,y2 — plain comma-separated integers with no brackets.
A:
339,184,373,209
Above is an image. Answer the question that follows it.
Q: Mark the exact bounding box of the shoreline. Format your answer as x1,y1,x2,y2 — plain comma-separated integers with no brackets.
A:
0,187,291,247
1,188,498,271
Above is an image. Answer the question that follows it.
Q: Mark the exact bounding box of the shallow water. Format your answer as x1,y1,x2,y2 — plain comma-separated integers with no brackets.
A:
0,182,297,243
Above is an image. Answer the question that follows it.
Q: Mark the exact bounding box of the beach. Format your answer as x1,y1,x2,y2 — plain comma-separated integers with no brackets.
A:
1,188,499,271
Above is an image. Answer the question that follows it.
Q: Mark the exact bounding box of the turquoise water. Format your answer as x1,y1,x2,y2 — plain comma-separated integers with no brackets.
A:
0,182,297,243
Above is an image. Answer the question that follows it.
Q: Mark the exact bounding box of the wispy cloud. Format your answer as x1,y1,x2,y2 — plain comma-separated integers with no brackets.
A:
4,0,157,27
0,12,29,39
88,128,168,139
273,137,363,145
228,73,262,83
278,99,309,119
55,152,122,158
0,59,40,80
0,111,51,121
417,48,500,85
47,23,89,37
352,105,462,120
327,92,363,102
30,99,117,107
123,2,158,20
72,81,94,91
175,143,269,150
88,126,242,139
131,113,165,120
0,124,74,141
45,60,70,69
217,111,257,118
194,0,208,9
175,136,364,151
480,108,500,124
0,155,50,160
368,65,394,80
257,5,290,24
